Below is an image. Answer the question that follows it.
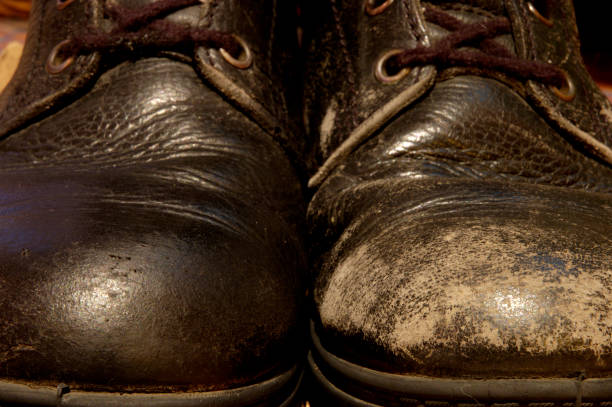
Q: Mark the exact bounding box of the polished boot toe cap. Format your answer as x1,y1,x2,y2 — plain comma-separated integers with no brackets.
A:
0,166,305,391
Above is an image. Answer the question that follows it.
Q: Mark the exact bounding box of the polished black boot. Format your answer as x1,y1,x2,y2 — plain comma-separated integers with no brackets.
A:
304,0,612,405
0,1,306,405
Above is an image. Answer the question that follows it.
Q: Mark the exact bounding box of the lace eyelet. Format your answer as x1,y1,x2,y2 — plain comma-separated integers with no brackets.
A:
365,0,394,16
527,2,553,26
219,35,253,69
550,70,576,102
46,39,75,74
56,0,75,10
375,49,410,84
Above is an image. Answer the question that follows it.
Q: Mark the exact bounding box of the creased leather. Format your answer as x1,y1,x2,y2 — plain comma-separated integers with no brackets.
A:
303,0,435,166
314,179,612,377
0,0,303,158
0,0,306,393
307,0,612,379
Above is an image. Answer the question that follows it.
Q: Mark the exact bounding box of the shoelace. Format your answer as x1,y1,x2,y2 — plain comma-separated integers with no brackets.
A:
386,3,566,88
61,0,240,60
308,1,568,188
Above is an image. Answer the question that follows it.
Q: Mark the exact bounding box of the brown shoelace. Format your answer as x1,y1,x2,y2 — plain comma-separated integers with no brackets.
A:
387,3,566,88
62,0,240,58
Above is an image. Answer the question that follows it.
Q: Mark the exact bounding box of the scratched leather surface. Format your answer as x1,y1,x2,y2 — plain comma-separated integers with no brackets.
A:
0,0,305,393
509,0,612,154
302,0,433,163
306,0,612,377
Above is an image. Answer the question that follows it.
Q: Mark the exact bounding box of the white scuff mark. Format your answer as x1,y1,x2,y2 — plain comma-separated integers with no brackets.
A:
319,99,338,156
601,107,612,124
319,223,612,360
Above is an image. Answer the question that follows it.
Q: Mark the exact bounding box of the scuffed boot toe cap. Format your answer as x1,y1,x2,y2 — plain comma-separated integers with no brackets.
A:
314,181,612,378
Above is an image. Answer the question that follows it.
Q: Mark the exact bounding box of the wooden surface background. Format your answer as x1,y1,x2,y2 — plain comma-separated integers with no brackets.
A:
0,17,25,91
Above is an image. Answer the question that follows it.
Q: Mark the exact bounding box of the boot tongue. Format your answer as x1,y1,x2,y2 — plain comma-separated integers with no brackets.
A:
108,0,204,27
462,0,506,13
426,0,506,14
423,0,517,57
112,0,154,6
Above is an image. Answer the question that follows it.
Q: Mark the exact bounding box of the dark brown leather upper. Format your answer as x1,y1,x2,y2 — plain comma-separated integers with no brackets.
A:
0,0,304,157
305,0,612,378
0,0,306,392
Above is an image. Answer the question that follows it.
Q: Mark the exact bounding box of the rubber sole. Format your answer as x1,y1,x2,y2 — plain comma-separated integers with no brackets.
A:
309,321,612,407
0,365,303,407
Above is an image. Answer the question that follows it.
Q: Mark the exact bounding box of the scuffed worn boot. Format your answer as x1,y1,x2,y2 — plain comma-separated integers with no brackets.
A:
0,0,306,405
304,0,612,404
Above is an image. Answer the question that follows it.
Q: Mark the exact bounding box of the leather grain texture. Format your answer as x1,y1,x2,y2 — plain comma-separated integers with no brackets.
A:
0,0,306,394
303,0,435,166
305,0,612,379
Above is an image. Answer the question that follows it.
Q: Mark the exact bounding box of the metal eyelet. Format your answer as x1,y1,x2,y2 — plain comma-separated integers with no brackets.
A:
375,49,411,84
219,35,253,69
365,0,394,16
56,0,76,10
527,2,553,26
46,39,75,74
550,70,576,102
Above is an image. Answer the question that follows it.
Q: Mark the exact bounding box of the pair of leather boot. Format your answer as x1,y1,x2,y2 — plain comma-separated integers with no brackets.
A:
1,0,611,406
